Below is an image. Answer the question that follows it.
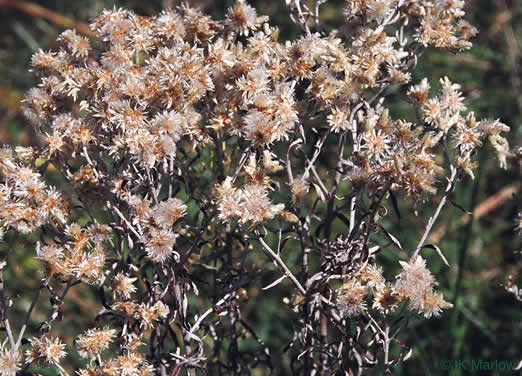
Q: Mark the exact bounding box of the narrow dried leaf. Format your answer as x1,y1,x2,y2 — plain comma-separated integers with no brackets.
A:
312,182,326,202
423,244,449,266
377,224,403,249
388,189,401,222
402,348,413,361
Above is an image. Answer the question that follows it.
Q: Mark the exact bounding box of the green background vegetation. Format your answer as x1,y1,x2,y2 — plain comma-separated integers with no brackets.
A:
0,0,520,375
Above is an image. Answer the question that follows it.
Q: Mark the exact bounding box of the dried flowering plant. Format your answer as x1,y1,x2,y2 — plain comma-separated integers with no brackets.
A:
0,0,515,374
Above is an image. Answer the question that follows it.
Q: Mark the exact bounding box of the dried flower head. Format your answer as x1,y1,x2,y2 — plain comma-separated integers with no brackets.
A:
25,336,67,366
0,347,20,376
145,229,178,263
136,301,170,329
113,272,138,300
372,286,401,314
395,256,436,305
226,0,260,36
152,198,187,229
240,184,284,226
327,107,351,133
395,256,452,316
407,78,430,105
359,264,385,289
12,0,512,374
421,290,453,318
337,279,367,317
76,328,117,359
290,177,309,202
216,177,244,222
36,244,66,280
362,128,391,163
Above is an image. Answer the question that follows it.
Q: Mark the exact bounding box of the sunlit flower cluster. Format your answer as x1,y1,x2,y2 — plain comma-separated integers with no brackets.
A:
0,147,69,236
36,222,110,285
395,256,453,318
335,259,451,319
0,0,513,375
25,336,67,366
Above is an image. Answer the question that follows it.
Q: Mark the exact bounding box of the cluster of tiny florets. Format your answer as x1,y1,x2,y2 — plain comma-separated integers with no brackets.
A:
25,336,67,367
75,327,117,359
35,222,110,284
0,0,513,375
395,256,453,318
336,256,453,319
0,346,20,376
0,147,69,236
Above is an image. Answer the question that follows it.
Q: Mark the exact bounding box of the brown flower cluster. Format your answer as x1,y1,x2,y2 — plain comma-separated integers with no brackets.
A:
336,254,452,319
395,256,453,318
0,0,514,375
36,222,110,285
0,147,69,236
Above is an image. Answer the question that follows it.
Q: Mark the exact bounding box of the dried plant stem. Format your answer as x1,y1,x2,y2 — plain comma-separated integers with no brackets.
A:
231,147,252,183
413,166,457,259
82,146,100,179
187,293,232,339
314,1,321,32
303,131,329,180
289,0,311,34
286,139,303,185
109,203,143,241
15,282,43,349
0,268,15,348
56,362,71,376
0,0,96,38
256,233,306,295
349,195,357,236
178,210,216,265
471,183,518,219
383,325,390,368
6,1,504,373
320,312,328,371
324,133,346,241
309,163,329,197
334,133,346,185
348,118,361,237
428,183,519,244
